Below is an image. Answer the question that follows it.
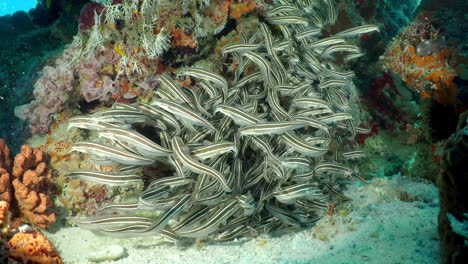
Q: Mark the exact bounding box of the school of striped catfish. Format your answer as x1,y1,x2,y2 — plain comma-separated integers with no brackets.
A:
66,0,378,244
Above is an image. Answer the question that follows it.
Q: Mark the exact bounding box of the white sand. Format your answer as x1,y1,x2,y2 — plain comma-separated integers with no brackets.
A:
45,176,441,264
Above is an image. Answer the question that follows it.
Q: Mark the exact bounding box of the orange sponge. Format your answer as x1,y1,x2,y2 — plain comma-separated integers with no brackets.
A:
7,230,63,264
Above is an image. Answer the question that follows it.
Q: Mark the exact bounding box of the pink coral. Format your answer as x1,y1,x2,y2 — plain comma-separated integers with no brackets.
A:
14,53,75,134
75,49,121,102
16,45,123,133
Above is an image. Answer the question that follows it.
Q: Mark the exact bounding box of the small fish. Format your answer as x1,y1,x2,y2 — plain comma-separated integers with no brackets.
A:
177,199,239,237
307,37,346,49
97,128,172,157
334,24,379,38
91,109,147,124
180,68,228,103
267,16,309,26
271,183,324,205
151,99,216,132
214,105,260,126
71,142,154,166
221,43,261,55
66,170,142,186
172,136,232,192
239,121,308,136
156,73,196,109
190,141,237,160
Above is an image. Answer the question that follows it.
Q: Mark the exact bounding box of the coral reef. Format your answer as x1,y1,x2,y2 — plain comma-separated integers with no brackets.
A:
14,48,76,134
382,13,465,105
438,111,468,264
57,0,382,244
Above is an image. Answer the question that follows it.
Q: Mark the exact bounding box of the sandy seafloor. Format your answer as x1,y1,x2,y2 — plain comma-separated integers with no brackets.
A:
44,176,441,264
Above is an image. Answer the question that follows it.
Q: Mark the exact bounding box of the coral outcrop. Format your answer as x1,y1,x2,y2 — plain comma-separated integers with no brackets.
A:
12,145,56,228
0,140,56,228
382,14,464,105
438,111,468,264
14,54,76,134
16,0,266,135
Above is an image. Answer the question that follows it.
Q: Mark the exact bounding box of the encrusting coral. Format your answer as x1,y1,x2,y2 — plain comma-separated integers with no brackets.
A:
7,230,63,264
382,13,465,105
1,200,62,263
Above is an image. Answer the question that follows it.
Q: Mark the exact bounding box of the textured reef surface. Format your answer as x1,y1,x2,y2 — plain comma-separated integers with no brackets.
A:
0,0,467,263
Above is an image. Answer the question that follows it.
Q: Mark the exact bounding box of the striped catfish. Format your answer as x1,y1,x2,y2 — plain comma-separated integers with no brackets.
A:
97,128,172,157
180,68,228,103
335,24,379,38
172,136,232,192
177,199,239,237
71,142,154,166
239,121,308,136
151,99,216,132
66,170,142,186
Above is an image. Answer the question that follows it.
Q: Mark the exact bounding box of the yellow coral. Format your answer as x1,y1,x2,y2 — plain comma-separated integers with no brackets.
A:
114,43,126,57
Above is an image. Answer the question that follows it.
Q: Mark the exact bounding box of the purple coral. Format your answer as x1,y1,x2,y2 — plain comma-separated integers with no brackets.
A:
15,45,122,134
15,56,75,134
75,49,121,102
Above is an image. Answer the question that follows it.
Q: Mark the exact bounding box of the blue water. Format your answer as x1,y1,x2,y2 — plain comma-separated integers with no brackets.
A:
0,0,37,16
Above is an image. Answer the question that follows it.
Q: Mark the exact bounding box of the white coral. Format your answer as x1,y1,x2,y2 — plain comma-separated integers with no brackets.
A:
142,28,170,59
